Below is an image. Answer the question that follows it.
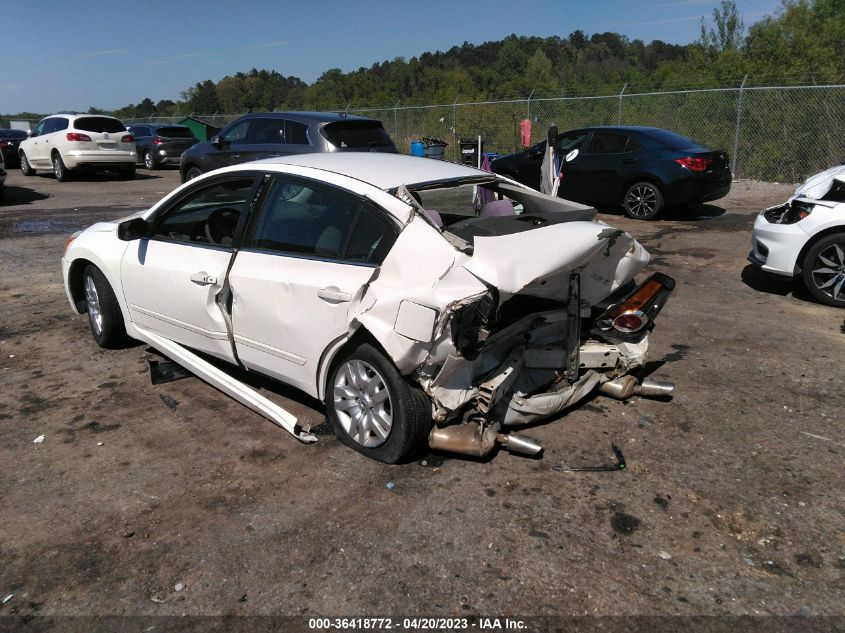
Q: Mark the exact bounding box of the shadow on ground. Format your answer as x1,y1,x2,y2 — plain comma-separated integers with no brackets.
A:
1,186,50,205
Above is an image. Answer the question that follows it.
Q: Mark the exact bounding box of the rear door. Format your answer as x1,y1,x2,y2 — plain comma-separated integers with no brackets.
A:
242,117,292,160
568,131,641,204
120,174,260,361
227,175,398,396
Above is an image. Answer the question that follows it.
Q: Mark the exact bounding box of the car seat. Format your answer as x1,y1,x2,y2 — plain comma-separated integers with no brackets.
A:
479,199,514,218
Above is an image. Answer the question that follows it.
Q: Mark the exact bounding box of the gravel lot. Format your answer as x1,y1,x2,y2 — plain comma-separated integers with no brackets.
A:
0,167,843,625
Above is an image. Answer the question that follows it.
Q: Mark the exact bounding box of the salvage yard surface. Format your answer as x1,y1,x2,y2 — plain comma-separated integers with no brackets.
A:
0,169,843,620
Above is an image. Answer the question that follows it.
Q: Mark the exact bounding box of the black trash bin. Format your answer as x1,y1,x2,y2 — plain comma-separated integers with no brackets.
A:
460,138,484,166
422,136,448,160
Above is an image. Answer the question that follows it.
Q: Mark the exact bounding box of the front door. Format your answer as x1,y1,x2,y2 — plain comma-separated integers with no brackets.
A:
120,174,259,361
227,175,398,397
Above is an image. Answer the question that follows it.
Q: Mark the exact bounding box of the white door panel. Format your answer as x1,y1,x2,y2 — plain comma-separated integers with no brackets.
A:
121,239,236,361
228,250,375,397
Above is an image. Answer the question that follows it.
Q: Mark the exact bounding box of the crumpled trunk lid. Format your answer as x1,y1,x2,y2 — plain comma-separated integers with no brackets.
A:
462,220,648,305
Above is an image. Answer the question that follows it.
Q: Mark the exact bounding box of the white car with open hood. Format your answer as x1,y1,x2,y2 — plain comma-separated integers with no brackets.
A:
749,164,845,307
62,153,676,463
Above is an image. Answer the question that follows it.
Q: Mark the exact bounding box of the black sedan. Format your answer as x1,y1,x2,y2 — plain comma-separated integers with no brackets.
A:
491,126,732,219
127,123,198,170
0,129,28,168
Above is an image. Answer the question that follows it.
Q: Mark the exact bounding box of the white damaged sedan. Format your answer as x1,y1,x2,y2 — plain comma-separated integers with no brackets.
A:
749,165,845,307
62,154,675,463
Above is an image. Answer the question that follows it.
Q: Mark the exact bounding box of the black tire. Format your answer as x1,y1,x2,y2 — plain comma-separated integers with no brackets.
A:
52,152,71,182
623,181,664,220
20,151,35,176
327,343,432,464
801,232,845,308
82,265,128,348
143,150,157,170
185,165,203,181
119,164,136,180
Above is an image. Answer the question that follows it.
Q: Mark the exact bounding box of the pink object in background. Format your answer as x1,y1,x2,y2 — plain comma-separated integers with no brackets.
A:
520,119,532,147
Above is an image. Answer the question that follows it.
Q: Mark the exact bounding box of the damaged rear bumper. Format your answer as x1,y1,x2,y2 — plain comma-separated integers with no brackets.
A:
421,273,676,457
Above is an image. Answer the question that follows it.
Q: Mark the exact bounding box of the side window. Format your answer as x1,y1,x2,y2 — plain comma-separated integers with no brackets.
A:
585,132,628,154
345,206,395,264
42,119,58,134
625,136,641,152
54,118,69,132
555,132,588,154
221,119,251,144
285,120,309,145
248,118,285,145
252,180,396,264
133,126,148,137
32,120,46,137
151,178,254,247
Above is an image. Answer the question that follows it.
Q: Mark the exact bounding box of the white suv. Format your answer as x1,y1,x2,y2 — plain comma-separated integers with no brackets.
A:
19,114,136,181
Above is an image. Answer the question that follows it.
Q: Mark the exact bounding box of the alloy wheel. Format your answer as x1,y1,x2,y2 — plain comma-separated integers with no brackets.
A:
84,276,103,336
332,359,393,447
144,150,154,169
810,241,845,303
626,185,658,218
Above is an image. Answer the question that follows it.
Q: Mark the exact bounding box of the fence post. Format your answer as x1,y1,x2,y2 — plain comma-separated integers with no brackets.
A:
731,74,748,176
393,100,400,140
617,83,627,125
452,96,459,162
526,90,534,121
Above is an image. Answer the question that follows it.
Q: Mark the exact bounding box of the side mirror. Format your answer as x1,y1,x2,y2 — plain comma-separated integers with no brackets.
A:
564,149,579,163
528,145,543,159
211,136,226,149
117,217,150,241
27,129,34,138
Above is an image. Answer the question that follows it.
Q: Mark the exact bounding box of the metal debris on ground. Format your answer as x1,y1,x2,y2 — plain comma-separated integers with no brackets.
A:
1,594,13,605
385,482,395,491
147,354,193,385
159,395,179,412
33,435,44,444
552,444,627,472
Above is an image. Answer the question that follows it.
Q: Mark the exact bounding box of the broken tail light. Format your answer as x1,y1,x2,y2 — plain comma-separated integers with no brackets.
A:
592,272,675,342
450,290,498,359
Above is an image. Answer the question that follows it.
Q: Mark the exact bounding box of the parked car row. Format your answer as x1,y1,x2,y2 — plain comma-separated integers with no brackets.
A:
491,126,733,220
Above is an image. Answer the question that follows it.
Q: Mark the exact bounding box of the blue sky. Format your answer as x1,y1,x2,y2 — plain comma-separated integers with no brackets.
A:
3,0,782,114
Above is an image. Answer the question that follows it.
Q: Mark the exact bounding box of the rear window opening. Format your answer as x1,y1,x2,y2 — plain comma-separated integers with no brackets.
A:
156,126,195,139
322,121,394,149
74,117,126,134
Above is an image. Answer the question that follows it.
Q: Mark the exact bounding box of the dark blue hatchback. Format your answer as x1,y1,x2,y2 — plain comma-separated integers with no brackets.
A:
491,126,732,219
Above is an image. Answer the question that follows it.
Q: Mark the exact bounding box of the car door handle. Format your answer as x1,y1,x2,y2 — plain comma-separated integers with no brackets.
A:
318,287,352,303
231,154,241,160
190,272,218,285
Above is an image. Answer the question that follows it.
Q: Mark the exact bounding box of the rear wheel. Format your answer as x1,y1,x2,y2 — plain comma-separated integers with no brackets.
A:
801,232,845,308
52,152,71,182
623,181,663,220
82,265,128,348
327,343,432,463
143,150,157,170
20,152,35,176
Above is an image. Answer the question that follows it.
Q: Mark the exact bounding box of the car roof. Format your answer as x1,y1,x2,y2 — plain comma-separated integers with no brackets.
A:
232,111,378,124
246,153,492,190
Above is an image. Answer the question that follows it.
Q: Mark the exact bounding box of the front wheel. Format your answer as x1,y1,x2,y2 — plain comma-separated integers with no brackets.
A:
801,233,845,308
83,265,128,348
20,152,35,176
623,181,663,220
327,343,432,463
53,152,71,182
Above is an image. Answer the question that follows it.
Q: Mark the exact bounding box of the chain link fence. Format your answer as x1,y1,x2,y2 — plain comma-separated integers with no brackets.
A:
124,83,845,183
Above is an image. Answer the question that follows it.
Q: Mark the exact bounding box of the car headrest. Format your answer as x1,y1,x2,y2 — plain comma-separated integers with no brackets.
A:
480,199,515,218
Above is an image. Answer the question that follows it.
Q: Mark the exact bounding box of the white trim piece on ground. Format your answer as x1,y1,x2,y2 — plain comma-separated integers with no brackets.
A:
134,325,318,444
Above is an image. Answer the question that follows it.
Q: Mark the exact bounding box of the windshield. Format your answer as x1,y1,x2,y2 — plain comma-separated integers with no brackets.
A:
74,117,126,133
322,120,395,149
156,126,195,139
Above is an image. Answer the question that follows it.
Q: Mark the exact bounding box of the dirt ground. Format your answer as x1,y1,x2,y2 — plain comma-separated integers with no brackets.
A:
0,167,843,627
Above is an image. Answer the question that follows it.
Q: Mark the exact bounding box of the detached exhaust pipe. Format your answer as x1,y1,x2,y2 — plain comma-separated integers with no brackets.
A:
599,376,676,400
429,423,543,458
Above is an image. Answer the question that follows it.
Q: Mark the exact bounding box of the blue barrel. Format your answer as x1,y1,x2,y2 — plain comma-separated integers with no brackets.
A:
410,140,425,157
